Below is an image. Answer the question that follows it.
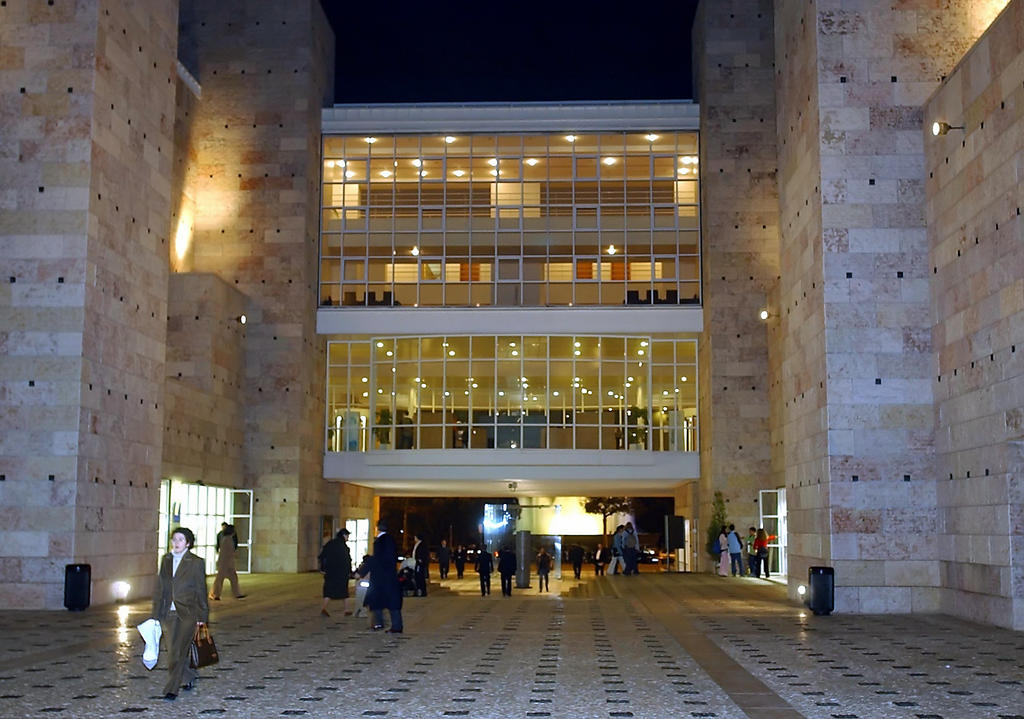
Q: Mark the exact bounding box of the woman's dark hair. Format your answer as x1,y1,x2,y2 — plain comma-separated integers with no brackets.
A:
171,527,195,548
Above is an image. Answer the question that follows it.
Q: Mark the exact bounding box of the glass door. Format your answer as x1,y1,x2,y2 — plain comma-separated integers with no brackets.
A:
758,488,787,577
230,489,253,573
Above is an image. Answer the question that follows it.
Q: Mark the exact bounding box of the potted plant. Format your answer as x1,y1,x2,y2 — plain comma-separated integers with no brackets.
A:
374,407,392,449
626,406,648,449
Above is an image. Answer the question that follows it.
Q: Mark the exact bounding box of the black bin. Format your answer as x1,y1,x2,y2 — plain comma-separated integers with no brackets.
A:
807,565,834,615
64,563,91,611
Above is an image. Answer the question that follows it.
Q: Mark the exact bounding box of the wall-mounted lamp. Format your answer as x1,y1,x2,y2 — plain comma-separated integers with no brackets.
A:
238,314,247,325
931,121,963,136
758,309,770,321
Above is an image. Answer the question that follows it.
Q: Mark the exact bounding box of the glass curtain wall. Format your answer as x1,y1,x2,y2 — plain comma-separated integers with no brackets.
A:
326,335,697,452
319,132,699,307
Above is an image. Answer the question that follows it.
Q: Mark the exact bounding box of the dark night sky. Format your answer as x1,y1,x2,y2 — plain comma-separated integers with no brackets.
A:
319,0,699,104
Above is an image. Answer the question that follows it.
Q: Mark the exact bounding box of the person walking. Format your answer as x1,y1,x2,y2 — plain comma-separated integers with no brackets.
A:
437,539,451,579
151,527,209,702
726,524,743,576
412,532,429,597
318,528,353,617
594,544,610,575
497,546,517,596
622,522,640,575
717,526,730,576
352,554,372,618
568,544,584,579
536,546,552,592
475,544,493,596
454,545,467,579
211,524,245,600
745,526,758,576
753,528,771,579
367,520,403,632
607,526,625,575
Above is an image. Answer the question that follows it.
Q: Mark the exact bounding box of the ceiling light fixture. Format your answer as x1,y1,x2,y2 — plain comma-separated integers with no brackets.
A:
645,133,659,142
525,158,539,166
565,134,577,143
444,135,456,143
363,136,377,144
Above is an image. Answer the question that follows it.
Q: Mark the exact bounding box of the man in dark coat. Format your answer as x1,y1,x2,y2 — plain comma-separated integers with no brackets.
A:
475,545,493,596
568,543,584,579
437,539,451,579
412,532,429,596
454,545,467,578
366,519,403,632
318,528,352,617
497,546,517,596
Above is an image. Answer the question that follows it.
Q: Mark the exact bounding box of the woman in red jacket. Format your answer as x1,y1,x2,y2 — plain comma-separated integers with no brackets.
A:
753,528,772,578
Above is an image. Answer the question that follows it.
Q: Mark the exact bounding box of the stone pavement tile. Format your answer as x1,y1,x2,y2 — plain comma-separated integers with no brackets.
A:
0,572,1022,718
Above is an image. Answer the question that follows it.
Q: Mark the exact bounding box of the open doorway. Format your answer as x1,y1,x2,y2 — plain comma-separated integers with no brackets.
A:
758,488,787,577
159,480,253,574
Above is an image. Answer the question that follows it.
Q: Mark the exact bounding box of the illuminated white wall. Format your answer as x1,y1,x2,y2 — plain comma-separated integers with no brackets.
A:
515,497,632,537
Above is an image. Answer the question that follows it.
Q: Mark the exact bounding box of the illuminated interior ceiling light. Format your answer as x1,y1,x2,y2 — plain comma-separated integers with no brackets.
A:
602,157,617,165
471,382,478,388
674,387,680,393
377,388,383,394
607,390,614,396
325,160,334,168
487,158,498,166
411,246,420,256
759,308,770,320
452,169,465,177
624,382,632,388
444,391,450,397
680,375,688,382
627,376,634,382
448,350,456,356
411,159,422,167
498,391,505,396
386,350,393,357
663,390,669,395
520,376,527,382
640,340,648,347
552,391,559,396
489,169,499,176
574,349,581,356
573,341,581,347
464,390,470,395
511,349,519,356
419,170,428,177
677,167,690,175
363,136,377,143
509,341,516,347
376,341,384,348
361,376,368,383
637,349,645,356
362,391,368,397
345,170,355,178
645,133,660,142
606,244,617,255
525,158,539,166
522,382,529,388
574,376,580,382
444,135,456,143
565,134,577,142
379,170,392,178
931,121,963,136
420,382,427,388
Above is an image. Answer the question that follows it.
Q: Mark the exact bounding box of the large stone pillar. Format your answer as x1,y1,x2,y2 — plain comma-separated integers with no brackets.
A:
0,0,179,607
176,0,336,571
693,1,780,567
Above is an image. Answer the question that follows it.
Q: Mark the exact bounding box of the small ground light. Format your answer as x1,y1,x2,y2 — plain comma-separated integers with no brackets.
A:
797,584,807,598
112,581,131,601
759,309,769,320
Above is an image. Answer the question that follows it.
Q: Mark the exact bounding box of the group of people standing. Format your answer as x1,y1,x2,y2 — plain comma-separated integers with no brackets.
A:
716,524,773,578
473,544,554,595
592,522,641,576
318,520,404,632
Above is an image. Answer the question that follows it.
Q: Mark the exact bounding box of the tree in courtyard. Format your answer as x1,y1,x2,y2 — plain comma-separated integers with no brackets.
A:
582,497,633,543
705,490,728,561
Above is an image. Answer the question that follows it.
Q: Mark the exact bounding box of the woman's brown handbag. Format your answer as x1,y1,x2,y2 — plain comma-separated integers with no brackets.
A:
189,624,219,668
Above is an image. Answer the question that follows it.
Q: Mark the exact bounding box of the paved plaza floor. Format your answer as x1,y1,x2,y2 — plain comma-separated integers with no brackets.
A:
0,569,1021,718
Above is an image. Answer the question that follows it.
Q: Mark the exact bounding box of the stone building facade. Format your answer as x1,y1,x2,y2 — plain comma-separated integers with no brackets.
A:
0,0,1020,629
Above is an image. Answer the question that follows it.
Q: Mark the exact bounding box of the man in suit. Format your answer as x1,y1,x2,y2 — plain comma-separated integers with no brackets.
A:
152,527,209,701
412,532,429,596
366,519,403,633
497,546,517,596
475,544,493,596
568,543,584,579
437,539,451,579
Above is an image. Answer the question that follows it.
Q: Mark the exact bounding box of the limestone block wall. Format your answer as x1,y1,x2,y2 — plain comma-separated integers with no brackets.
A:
162,273,246,488
772,0,831,587
773,0,1009,614
176,0,335,572
692,0,779,568
924,0,1024,629
0,0,178,607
